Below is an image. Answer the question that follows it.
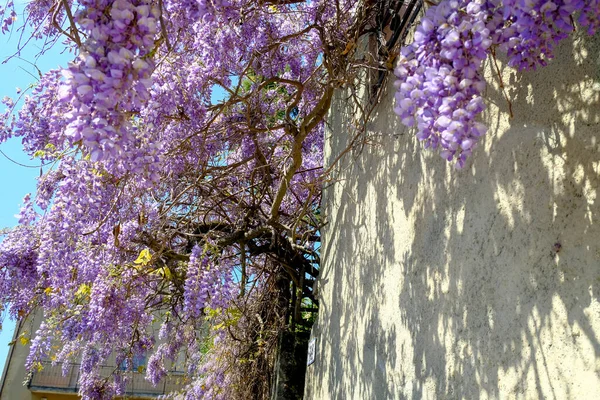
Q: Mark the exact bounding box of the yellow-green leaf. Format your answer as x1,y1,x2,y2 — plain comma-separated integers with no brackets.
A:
212,322,225,331
158,266,172,280
134,248,152,266
75,283,91,297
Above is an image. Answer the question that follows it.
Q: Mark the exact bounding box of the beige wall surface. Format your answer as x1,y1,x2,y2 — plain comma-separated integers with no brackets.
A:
305,33,600,400
1,315,42,400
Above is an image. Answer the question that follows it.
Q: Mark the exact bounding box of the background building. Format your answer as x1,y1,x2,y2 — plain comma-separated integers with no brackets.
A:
0,314,185,399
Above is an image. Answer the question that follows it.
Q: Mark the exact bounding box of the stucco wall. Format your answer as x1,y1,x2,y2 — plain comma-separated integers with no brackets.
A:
304,32,600,400
1,315,41,400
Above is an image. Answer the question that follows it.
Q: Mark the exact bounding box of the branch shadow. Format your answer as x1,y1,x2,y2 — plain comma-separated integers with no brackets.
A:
306,33,600,400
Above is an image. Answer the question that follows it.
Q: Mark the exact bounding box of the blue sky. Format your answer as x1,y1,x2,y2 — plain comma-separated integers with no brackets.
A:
0,4,70,375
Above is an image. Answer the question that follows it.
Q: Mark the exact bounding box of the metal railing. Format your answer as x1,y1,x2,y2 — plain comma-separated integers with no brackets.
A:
28,362,186,397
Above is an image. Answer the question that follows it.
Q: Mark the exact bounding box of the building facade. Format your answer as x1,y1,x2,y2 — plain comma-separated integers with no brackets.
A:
0,315,184,399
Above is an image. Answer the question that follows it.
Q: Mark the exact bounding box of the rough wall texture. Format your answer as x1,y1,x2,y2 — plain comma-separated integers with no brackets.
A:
304,33,600,400
1,316,39,400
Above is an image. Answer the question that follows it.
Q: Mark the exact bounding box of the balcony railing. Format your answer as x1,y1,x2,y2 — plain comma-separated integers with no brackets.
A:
28,362,186,397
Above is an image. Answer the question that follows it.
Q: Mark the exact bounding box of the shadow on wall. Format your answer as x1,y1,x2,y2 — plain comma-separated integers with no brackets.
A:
306,32,600,400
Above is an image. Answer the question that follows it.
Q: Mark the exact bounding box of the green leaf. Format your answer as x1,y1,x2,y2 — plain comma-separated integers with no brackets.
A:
75,283,91,297
134,248,152,266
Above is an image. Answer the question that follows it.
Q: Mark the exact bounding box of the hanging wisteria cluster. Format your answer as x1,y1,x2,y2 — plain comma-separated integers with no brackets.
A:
0,0,599,399
394,0,600,168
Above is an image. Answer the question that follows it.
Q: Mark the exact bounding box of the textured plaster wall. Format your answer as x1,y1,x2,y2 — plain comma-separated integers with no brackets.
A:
1,315,41,400
304,33,600,400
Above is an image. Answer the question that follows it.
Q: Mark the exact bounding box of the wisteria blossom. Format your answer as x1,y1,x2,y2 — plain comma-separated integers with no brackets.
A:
394,0,600,168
